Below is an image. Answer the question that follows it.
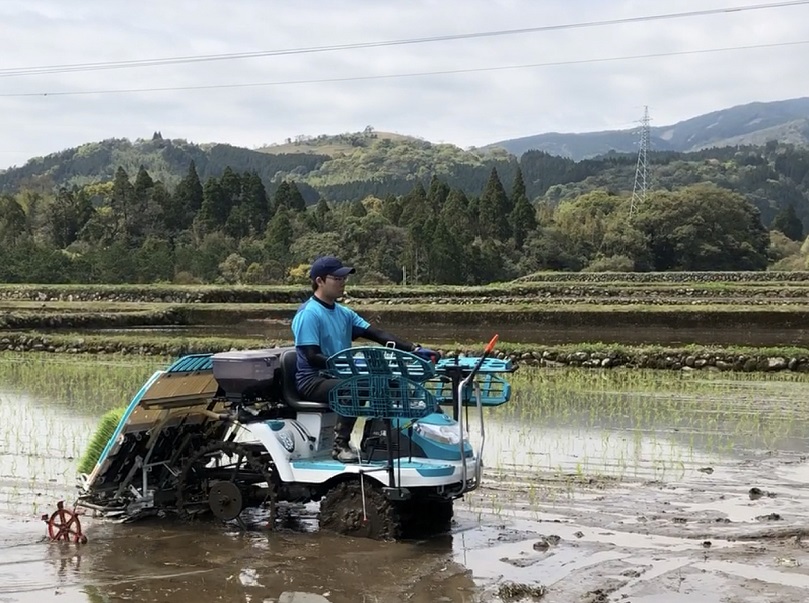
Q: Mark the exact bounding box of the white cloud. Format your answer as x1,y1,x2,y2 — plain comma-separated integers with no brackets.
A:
1,0,808,167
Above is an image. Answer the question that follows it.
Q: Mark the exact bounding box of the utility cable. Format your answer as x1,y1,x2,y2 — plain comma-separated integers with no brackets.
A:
0,0,807,77
1,39,806,98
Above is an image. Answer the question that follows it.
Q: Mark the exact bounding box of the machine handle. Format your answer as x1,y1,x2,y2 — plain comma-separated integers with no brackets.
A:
484,334,499,354
464,334,499,384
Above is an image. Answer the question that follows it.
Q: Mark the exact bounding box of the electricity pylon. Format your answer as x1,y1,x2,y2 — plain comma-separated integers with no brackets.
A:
629,106,650,219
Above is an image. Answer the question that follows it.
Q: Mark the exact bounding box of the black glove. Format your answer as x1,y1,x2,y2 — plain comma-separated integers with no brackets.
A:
413,347,439,362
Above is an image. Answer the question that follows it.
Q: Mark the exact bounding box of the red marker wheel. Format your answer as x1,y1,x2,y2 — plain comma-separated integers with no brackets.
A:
43,500,87,544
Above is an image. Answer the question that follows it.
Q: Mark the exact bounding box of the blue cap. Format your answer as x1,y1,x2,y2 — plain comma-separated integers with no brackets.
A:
309,256,356,280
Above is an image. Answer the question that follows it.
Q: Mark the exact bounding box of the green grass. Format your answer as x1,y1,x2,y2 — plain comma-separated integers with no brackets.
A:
4,331,809,360
4,332,809,375
3,278,809,301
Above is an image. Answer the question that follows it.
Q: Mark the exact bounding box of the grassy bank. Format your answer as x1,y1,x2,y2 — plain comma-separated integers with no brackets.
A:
2,331,809,374
3,301,809,331
2,276,809,304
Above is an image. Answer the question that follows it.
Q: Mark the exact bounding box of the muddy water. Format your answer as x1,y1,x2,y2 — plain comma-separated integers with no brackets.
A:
3,357,809,601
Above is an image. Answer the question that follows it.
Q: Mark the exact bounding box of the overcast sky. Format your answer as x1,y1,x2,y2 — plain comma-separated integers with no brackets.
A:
1,0,808,169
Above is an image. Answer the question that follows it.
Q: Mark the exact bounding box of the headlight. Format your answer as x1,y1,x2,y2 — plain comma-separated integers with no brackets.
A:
414,422,463,445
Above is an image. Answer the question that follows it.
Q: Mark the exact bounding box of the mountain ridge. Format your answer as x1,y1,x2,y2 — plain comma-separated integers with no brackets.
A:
485,97,809,159
3,97,809,199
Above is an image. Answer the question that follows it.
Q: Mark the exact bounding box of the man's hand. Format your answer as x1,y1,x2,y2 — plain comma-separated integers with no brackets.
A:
413,347,439,362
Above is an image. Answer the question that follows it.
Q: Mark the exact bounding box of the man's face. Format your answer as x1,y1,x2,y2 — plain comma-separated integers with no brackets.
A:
317,273,347,299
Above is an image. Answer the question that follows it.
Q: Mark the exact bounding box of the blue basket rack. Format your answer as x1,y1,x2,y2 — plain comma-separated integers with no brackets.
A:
325,347,513,417
326,347,437,419
426,357,513,407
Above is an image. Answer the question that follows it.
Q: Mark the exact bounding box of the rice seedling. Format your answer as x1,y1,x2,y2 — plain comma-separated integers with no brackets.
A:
77,407,126,474
0,353,166,516
464,365,809,519
0,352,162,414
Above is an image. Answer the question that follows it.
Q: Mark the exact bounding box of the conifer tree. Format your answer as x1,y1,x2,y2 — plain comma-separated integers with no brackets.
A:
173,161,204,229
111,167,135,243
478,168,511,241
400,182,429,228
0,195,28,246
771,203,804,241
48,187,95,248
129,166,155,244
289,181,307,212
349,198,367,217
265,207,293,264
440,188,473,241
509,167,536,248
220,167,243,208
274,181,306,212
199,178,229,231
511,165,527,202
380,194,403,226
240,171,269,232
133,165,154,201
314,198,332,232
427,175,450,211
429,219,465,284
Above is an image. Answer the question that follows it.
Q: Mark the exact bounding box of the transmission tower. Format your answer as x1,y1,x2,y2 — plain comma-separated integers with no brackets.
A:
629,106,650,219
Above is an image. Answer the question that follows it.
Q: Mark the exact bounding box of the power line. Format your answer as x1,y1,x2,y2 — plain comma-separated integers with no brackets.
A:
1,0,807,78
1,38,807,98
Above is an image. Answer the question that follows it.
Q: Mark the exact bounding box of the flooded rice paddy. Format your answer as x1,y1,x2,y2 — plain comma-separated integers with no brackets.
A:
3,353,809,601
93,317,809,347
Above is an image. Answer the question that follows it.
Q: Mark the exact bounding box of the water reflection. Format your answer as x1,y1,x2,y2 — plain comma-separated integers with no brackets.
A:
59,523,476,603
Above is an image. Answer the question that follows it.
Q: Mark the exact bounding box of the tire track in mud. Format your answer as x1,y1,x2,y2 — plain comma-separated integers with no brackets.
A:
459,453,809,602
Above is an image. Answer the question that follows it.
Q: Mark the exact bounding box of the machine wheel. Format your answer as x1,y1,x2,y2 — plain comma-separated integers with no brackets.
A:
319,480,402,540
43,501,87,544
175,440,276,528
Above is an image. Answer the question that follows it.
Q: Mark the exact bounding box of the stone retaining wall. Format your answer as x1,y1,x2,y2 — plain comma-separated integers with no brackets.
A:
5,307,809,330
1,273,809,304
1,334,806,374
517,271,809,283
0,309,188,330
508,349,809,373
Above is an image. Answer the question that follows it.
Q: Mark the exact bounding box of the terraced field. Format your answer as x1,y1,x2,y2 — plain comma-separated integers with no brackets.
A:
1,273,809,366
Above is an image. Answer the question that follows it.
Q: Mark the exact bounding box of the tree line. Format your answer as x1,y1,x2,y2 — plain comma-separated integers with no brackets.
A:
1,155,798,284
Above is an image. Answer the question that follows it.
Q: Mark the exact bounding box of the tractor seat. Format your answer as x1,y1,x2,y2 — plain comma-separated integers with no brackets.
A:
280,349,331,412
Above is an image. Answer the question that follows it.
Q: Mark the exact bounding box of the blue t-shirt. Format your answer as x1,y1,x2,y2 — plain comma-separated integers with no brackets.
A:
292,297,370,392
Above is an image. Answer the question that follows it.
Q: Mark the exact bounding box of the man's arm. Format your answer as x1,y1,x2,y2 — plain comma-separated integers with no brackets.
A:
297,344,329,369
354,325,417,352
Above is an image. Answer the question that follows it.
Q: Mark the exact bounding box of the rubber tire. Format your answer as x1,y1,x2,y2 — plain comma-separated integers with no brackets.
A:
319,480,402,540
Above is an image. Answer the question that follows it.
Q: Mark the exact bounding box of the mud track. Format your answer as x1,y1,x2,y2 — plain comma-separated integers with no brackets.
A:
462,453,809,602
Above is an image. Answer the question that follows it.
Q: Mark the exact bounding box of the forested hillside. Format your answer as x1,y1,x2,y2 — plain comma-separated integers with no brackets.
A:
2,131,809,285
0,131,517,202
0,134,329,203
